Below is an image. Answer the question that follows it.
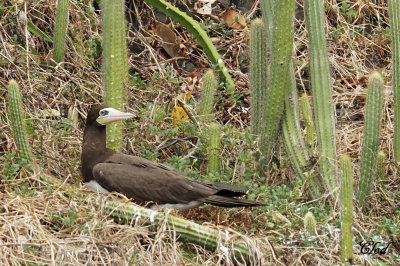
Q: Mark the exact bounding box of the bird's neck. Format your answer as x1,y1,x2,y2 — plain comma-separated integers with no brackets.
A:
81,124,114,182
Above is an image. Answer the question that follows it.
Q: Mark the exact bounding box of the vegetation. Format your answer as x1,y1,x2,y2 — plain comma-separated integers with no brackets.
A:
304,0,337,196
53,0,69,62
356,72,384,209
0,0,399,265
340,155,354,263
102,0,128,151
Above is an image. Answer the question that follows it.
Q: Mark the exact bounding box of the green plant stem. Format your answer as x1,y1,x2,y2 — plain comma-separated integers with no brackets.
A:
250,19,268,136
305,0,337,195
103,0,127,151
142,0,235,95
340,154,353,263
53,0,69,62
356,72,383,207
7,80,34,163
199,70,217,121
208,122,221,175
260,0,295,164
389,0,400,162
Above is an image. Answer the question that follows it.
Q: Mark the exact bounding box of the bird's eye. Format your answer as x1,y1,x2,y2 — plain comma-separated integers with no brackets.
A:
99,109,109,116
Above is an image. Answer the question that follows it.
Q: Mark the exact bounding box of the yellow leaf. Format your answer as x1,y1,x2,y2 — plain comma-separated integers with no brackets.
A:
171,106,189,126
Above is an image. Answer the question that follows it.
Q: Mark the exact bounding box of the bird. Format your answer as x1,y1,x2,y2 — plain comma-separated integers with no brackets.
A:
81,104,267,211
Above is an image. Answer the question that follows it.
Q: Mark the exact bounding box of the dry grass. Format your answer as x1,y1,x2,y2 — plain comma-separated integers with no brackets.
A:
0,0,399,265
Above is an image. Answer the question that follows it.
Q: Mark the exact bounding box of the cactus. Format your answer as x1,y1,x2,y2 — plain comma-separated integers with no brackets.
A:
199,70,217,122
208,123,221,175
340,154,353,263
260,0,295,163
356,72,383,207
259,0,275,45
304,0,337,195
300,93,316,151
143,0,235,95
102,0,128,151
53,0,69,62
389,0,400,162
304,211,317,236
376,151,386,181
282,63,311,186
7,80,34,163
249,19,268,135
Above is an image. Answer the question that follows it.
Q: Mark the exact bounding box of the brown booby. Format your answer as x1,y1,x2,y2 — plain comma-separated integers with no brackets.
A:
81,104,266,210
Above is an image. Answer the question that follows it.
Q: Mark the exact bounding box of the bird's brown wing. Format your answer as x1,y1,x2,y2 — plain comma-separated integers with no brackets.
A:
92,153,217,204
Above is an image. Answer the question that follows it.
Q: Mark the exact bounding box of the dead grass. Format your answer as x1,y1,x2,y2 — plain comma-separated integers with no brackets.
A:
0,0,399,265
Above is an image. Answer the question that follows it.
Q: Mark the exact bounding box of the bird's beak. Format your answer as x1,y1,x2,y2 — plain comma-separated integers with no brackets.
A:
96,108,135,125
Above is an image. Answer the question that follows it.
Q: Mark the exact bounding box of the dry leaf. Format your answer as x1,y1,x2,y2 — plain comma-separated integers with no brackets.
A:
194,0,216,15
171,106,189,126
219,9,246,30
68,106,79,128
155,22,182,58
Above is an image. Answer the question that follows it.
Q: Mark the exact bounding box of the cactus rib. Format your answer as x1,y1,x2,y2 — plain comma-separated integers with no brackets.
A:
199,70,217,122
208,122,221,175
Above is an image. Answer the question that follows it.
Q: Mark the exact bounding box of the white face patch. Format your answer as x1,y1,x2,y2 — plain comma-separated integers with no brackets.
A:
85,180,110,194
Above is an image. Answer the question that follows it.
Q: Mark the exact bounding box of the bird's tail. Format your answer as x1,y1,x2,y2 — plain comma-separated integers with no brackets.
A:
205,195,267,208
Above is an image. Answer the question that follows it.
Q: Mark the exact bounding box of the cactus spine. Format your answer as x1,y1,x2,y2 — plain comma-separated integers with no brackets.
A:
249,19,268,135
304,211,316,236
340,154,353,263
103,0,128,151
208,123,221,175
7,80,34,163
304,0,337,195
260,0,295,162
356,72,383,207
300,93,315,151
199,70,217,122
53,0,69,63
389,0,400,162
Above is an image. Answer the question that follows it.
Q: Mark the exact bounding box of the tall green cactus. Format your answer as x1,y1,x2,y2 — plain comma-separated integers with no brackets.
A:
300,93,316,151
7,80,34,163
304,0,337,195
199,70,217,122
389,0,400,162
282,63,311,184
249,19,268,136
356,72,383,207
304,211,317,236
53,0,69,63
260,0,295,163
208,123,221,175
340,154,353,263
103,0,128,151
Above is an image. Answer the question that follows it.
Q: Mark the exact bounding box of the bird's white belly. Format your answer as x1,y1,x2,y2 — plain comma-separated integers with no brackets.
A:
85,180,110,194
151,201,200,211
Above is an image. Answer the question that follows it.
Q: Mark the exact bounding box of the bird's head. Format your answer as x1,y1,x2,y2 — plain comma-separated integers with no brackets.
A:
86,104,135,126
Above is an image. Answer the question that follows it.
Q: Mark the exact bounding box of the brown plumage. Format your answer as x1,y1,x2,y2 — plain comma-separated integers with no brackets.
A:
81,104,267,210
